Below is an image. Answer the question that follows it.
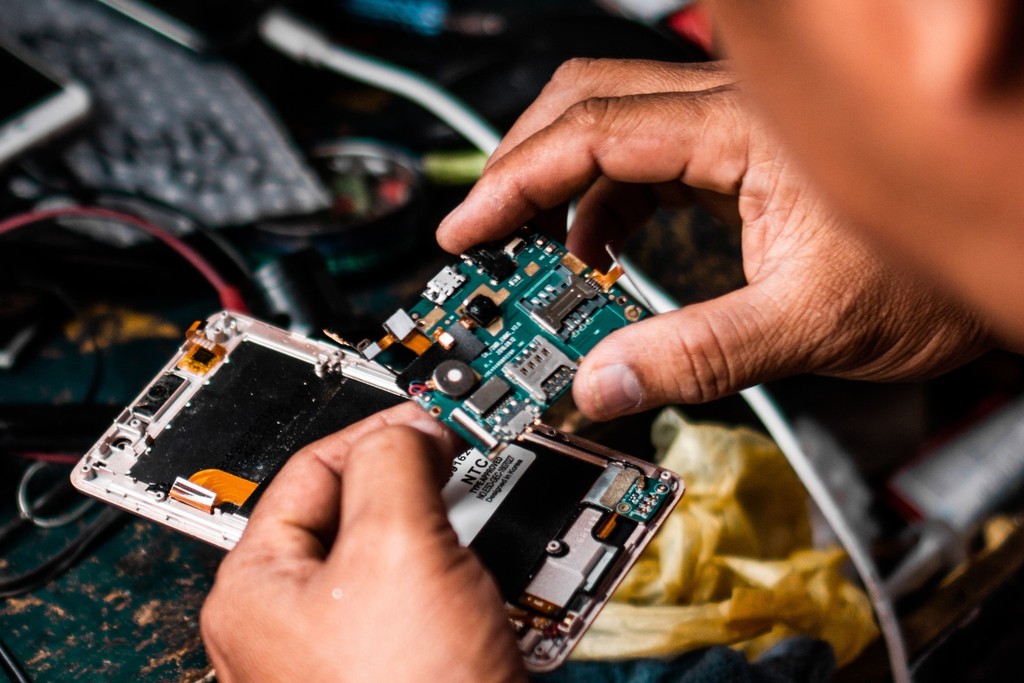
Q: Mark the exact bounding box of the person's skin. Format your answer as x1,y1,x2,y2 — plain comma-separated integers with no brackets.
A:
201,403,528,683
437,59,993,419
204,1,1024,679
706,0,1024,344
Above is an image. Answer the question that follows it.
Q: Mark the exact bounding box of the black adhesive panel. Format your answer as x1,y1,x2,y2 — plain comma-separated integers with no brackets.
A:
128,340,403,513
469,448,603,600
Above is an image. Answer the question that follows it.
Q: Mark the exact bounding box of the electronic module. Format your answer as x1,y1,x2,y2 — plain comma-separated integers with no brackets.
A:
72,312,683,672
358,232,648,454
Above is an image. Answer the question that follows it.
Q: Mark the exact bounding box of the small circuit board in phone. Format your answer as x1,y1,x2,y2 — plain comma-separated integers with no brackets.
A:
359,233,647,454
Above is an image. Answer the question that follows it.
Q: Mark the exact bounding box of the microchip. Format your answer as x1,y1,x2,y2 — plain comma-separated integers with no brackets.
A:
178,344,222,375
465,294,500,327
177,321,226,375
465,244,517,281
465,376,513,416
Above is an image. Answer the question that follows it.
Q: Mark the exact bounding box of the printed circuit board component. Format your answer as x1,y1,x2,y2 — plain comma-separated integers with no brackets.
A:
362,232,647,453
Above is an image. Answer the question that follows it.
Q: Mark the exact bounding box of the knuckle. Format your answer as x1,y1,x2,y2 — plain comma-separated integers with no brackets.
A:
670,315,735,403
562,96,615,130
217,543,268,577
550,57,599,88
353,424,416,455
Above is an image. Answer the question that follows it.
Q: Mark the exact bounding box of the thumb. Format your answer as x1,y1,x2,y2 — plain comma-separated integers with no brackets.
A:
574,285,808,418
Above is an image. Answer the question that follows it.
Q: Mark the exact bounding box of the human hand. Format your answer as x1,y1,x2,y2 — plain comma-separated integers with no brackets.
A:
201,403,527,683
437,58,992,419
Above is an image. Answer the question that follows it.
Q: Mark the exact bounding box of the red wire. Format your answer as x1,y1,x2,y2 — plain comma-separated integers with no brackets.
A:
0,206,248,312
13,452,80,465
408,383,431,396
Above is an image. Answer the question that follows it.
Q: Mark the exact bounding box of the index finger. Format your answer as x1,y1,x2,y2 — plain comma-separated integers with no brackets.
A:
437,87,754,254
486,59,735,172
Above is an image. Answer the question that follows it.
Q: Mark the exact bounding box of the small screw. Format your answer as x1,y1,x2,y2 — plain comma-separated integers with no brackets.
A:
655,483,669,494
617,503,631,513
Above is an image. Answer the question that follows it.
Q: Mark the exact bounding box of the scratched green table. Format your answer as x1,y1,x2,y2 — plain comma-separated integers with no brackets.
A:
1,514,222,681
0,299,229,682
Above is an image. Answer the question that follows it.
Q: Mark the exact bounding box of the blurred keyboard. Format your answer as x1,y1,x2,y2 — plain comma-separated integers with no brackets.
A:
0,0,329,228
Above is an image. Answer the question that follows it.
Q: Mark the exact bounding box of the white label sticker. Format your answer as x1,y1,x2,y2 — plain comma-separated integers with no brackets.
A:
442,445,536,545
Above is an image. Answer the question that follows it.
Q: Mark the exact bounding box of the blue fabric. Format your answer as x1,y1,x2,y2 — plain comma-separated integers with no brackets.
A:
532,638,835,683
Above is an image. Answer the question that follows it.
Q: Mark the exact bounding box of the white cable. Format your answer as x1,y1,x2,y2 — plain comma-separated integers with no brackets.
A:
740,386,910,681
259,10,503,156
260,11,910,674
616,256,911,683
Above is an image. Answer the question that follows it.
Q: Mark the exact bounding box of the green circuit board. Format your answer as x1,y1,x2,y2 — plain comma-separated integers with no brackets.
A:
362,232,648,454
615,477,673,523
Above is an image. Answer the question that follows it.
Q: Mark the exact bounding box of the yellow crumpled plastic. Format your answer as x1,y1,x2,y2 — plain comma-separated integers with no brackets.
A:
572,409,878,666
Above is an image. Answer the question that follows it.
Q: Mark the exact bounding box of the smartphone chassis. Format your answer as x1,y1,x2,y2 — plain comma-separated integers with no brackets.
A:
73,312,683,672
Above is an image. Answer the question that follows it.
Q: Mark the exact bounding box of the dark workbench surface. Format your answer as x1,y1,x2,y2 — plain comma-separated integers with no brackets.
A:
1,518,220,681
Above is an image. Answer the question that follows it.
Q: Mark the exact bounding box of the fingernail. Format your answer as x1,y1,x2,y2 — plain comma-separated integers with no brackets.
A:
589,364,643,417
407,419,447,439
